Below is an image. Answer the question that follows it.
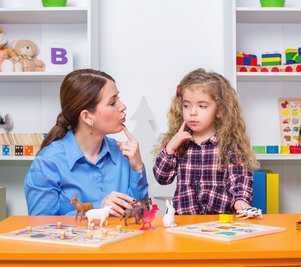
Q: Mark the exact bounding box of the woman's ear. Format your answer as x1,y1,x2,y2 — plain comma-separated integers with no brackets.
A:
79,110,92,125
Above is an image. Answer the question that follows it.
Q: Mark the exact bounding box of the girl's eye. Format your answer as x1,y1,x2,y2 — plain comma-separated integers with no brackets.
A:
110,101,116,106
200,105,207,109
183,104,189,108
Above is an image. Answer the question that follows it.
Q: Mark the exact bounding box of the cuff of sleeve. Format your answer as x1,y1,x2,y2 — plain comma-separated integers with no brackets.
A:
163,148,177,158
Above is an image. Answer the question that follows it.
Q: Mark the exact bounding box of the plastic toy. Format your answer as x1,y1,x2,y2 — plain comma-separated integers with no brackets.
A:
121,197,152,226
163,199,177,228
85,206,113,227
140,204,159,230
0,113,13,133
219,214,233,223
236,207,263,219
70,194,93,222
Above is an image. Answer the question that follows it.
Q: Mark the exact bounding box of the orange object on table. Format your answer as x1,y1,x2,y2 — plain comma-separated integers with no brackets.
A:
0,214,300,267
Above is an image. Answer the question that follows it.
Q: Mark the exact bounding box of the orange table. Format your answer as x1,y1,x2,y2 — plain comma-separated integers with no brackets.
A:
0,214,301,266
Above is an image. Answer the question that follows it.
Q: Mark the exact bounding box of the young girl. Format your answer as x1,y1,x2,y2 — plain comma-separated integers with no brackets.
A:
153,68,258,215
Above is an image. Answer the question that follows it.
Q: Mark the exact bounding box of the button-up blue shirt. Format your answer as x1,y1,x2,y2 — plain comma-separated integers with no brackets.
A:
24,131,148,215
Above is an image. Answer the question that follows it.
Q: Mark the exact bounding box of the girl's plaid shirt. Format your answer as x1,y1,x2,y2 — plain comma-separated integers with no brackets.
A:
153,135,253,215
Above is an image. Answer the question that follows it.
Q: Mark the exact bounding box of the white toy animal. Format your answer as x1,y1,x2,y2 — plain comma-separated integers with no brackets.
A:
163,199,177,228
85,206,113,226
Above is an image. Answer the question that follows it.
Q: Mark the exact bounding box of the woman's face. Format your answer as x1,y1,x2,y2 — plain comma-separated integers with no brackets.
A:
91,80,126,135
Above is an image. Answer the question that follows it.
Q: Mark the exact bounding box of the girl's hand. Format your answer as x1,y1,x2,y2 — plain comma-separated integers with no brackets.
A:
165,121,193,155
234,200,251,211
101,191,135,217
117,125,144,172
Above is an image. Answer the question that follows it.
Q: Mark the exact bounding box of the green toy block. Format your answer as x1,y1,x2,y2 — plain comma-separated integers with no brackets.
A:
253,146,266,154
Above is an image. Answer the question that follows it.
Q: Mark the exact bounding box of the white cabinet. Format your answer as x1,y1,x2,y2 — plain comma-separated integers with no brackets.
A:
236,0,301,161
0,0,98,216
235,0,301,213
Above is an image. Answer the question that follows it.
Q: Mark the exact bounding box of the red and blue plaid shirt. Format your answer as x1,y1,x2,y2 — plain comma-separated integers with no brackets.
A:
153,135,253,215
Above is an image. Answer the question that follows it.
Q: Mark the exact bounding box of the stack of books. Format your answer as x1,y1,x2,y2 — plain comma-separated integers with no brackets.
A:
251,170,280,214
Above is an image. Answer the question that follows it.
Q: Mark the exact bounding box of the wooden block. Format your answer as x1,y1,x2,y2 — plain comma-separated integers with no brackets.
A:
24,145,34,156
2,145,10,156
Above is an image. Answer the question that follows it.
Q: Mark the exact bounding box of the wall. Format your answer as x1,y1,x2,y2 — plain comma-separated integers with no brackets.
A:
98,0,234,213
1,0,233,216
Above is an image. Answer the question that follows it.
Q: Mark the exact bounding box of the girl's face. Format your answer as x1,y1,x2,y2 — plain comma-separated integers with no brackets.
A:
91,80,126,135
182,84,218,139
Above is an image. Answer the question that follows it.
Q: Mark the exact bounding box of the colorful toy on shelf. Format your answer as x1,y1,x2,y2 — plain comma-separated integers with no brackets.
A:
140,204,159,230
0,27,17,72
236,207,263,219
237,48,301,73
85,206,113,227
0,113,13,133
163,199,177,228
70,194,93,222
262,53,281,66
260,0,285,7
10,40,45,72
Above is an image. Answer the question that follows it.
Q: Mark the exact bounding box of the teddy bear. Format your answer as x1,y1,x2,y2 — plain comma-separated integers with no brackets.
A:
0,27,16,72
11,39,45,72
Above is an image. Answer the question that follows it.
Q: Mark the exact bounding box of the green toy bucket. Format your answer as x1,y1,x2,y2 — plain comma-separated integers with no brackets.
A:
260,0,285,7
42,0,67,7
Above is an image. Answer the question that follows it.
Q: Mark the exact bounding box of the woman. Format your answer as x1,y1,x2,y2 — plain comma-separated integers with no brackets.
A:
24,69,148,217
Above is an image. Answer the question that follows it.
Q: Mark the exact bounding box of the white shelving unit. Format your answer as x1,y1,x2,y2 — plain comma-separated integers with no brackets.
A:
0,0,97,215
236,0,301,213
236,0,301,161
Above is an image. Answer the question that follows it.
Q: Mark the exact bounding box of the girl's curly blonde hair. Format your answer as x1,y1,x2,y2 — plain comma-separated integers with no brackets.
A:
154,68,259,171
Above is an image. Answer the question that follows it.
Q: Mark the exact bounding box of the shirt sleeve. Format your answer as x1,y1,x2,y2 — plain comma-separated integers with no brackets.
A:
128,164,149,201
153,148,178,185
24,156,61,215
227,157,254,207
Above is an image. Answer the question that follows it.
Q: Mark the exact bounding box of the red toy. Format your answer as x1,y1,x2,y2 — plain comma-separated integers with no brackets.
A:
140,204,159,230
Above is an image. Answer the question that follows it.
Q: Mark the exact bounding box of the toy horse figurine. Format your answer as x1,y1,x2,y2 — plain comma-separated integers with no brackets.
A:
70,194,93,222
121,198,152,226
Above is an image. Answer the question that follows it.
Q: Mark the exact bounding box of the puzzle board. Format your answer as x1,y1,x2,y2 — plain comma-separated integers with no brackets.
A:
278,98,301,146
167,221,285,241
0,224,143,248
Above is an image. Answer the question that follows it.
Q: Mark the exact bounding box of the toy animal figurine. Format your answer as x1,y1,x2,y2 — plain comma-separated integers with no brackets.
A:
140,204,159,230
0,113,13,133
121,197,152,226
70,194,93,222
163,199,177,228
132,197,152,207
85,206,113,227
121,205,147,226
236,207,263,220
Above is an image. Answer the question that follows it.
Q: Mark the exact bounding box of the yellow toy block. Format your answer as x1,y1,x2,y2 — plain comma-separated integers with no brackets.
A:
219,214,233,223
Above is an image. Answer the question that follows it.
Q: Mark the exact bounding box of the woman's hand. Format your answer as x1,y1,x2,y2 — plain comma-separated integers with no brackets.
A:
165,121,193,155
101,191,135,217
117,125,144,172
234,200,251,211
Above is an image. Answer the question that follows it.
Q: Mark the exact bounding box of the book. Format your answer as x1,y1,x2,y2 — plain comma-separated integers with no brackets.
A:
266,170,280,214
251,170,267,214
167,221,286,242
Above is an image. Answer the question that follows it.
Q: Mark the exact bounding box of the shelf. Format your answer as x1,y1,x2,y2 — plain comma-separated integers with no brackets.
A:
256,154,301,160
0,72,69,82
236,7,301,23
0,7,88,24
237,72,301,82
0,156,34,161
